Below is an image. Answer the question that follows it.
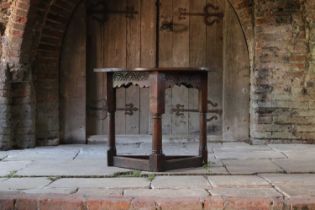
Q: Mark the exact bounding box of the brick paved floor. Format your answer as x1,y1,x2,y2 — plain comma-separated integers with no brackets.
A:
1,141,315,209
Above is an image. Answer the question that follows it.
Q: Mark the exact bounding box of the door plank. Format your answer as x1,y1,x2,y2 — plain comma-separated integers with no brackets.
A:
159,0,173,135
126,0,141,134
140,0,156,134
102,0,127,135
188,0,207,136
96,23,106,134
86,17,98,136
206,0,224,137
171,0,190,136
159,0,173,67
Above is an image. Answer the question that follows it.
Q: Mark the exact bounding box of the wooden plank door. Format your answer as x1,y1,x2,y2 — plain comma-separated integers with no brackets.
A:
84,0,249,142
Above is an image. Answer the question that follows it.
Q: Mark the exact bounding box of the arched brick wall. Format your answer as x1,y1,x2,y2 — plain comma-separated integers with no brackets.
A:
0,0,34,149
32,0,82,146
0,0,82,148
228,0,254,66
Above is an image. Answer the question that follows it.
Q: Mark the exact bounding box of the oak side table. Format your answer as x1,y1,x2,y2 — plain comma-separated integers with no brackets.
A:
95,67,209,172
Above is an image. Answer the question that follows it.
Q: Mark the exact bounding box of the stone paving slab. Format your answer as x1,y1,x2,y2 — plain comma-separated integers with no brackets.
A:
208,187,283,198
213,143,272,152
138,143,199,156
163,143,199,156
73,145,107,160
0,161,32,176
5,147,80,161
280,151,315,160
89,135,149,144
117,144,144,155
48,178,150,189
276,185,315,198
16,159,130,177
1,142,315,209
214,150,286,160
260,174,315,186
0,152,7,160
0,178,51,191
177,166,226,175
141,166,229,176
151,176,211,189
76,188,123,197
23,187,77,195
268,144,315,151
208,155,224,167
272,159,315,173
124,189,209,198
223,159,284,174
208,175,271,187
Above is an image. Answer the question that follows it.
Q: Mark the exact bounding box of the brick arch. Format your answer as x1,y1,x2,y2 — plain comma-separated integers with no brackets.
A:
1,0,30,70
35,0,82,62
30,0,83,146
2,0,82,67
0,0,84,148
0,0,36,149
227,0,254,68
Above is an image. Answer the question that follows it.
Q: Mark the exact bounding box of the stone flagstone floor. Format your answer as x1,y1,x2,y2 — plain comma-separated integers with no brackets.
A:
1,141,315,209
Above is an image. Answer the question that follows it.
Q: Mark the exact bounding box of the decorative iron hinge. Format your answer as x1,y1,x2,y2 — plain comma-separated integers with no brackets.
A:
88,99,139,120
171,100,222,122
178,3,224,26
87,0,138,23
117,103,139,116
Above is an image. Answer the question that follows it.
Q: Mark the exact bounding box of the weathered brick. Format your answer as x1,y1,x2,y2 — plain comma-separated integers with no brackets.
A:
15,196,38,210
38,195,85,210
129,198,157,210
0,193,17,210
223,197,283,210
284,197,315,210
85,197,132,210
156,198,204,210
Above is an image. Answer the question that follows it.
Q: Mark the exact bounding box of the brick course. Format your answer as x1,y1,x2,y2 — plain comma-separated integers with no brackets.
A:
0,193,314,210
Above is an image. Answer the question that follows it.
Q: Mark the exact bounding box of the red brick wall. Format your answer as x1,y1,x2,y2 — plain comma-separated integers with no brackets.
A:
252,0,315,143
0,0,34,149
0,0,82,148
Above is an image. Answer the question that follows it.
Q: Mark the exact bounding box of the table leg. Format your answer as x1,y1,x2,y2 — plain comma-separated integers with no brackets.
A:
149,72,165,171
199,74,208,164
106,73,116,166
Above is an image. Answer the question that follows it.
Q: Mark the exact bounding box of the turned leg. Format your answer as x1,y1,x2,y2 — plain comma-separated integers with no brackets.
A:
106,73,116,166
149,72,165,172
199,73,208,164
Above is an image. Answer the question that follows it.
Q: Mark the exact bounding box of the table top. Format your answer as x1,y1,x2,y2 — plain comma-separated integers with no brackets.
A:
94,67,210,73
